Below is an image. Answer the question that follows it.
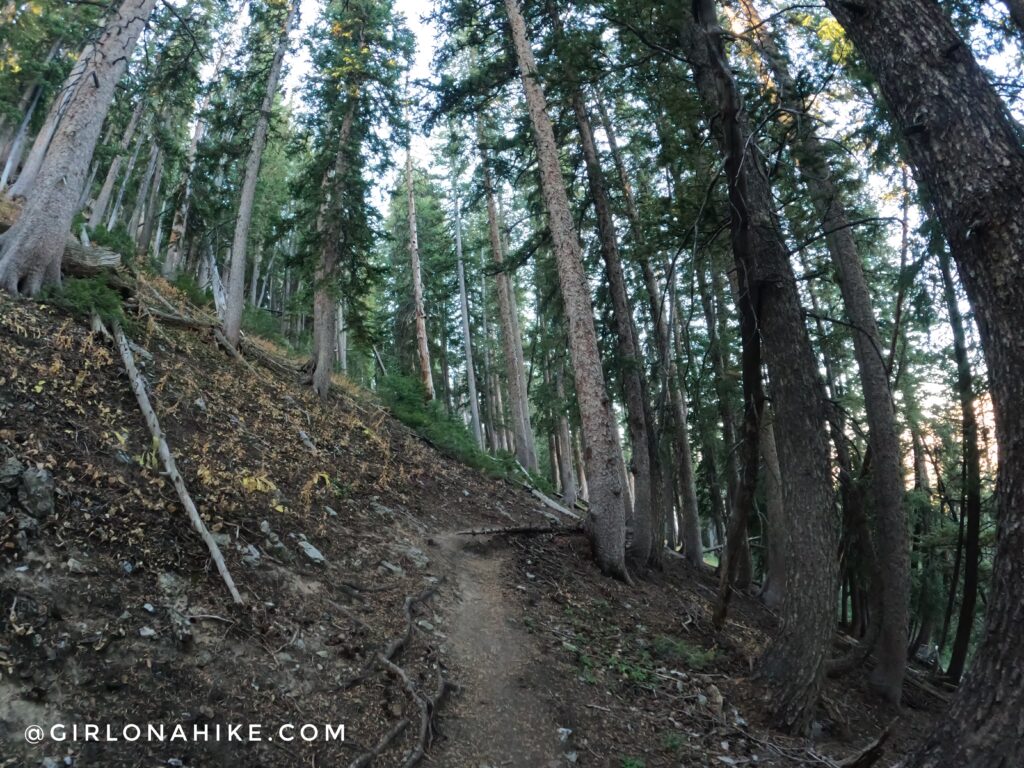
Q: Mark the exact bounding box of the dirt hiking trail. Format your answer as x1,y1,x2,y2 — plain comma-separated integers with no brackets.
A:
430,532,570,768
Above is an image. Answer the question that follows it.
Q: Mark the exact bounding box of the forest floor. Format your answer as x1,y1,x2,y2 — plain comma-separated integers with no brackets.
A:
0,280,945,767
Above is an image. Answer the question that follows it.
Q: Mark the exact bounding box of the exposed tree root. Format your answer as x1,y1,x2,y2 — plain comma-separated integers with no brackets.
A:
108,318,243,604
348,718,410,768
339,585,439,691
379,655,452,768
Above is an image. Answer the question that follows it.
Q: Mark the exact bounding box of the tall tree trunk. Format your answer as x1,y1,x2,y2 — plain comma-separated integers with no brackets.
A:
89,97,144,230
732,0,907,701
597,94,699,565
0,2,156,294
758,410,787,609
0,85,42,189
106,128,144,230
555,367,579,508
938,249,981,684
128,142,159,239
686,1,835,732
569,87,657,567
823,0,1024,764
454,173,483,447
312,99,356,400
478,132,536,469
504,0,628,578
223,0,296,346
406,148,435,400
7,44,94,199
136,149,163,259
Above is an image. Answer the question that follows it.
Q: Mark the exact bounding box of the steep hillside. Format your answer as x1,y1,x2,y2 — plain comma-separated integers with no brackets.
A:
0,287,938,767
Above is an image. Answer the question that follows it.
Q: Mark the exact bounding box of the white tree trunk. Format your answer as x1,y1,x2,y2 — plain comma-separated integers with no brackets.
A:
0,85,41,189
89,98,144,230
452,169,483,448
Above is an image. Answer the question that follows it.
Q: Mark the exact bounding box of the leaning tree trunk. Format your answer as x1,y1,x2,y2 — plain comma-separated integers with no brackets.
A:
0,2,156,294
938,248,982,685
223,0,296,346
687,0,836,732
732,0,907,702
89,97,144,230
597,93,701,565
7,44,93,200
504,0,629,579
479,132,536,469
406,149,435,401
0,85,42,189
570,88,657,568
822,0,1024,764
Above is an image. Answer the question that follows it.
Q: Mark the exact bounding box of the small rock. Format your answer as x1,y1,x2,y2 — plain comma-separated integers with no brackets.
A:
416,619,435,632
18,467,55,517
296,538,326,565
259,519,272,535
565,752,578,764
324,505,338,517
558,727,573,742
401,546,429,568
194,397,207,413
707,684,724,716
211,532,231,547
41,758,61,768
167,759,184,768
143,603,156,614
120,561,135,575
139,626,157,638
114,450,133,465
378,560,405,576
15,565,28,572
0,456,24,489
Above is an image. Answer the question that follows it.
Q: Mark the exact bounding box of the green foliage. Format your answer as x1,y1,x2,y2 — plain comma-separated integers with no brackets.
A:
242,306,290,349
379,374,510,475
172,274,213,309
89,225,136,262
662,732,684,752
620,758,646,768
651,635,717,670
41,277,125,327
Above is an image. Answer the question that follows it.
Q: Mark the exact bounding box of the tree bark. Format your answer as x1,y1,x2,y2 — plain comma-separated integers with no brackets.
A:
732,0,908,702
1004,0,1024,33
504,0,629,579
687,0,836,732
223,0,296,346
569,88,657,567
938,249,981,685
0,85,42,189
454,175,483,447
0,2,156,294
478,131,536,469
89,98,144,230
822,0,1024,763
405,149,435,401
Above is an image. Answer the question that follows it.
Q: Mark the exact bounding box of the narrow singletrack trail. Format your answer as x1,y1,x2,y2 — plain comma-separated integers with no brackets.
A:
430,532,568,767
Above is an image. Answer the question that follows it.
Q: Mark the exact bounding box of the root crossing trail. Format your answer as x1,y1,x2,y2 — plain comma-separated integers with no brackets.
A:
432,533,569,767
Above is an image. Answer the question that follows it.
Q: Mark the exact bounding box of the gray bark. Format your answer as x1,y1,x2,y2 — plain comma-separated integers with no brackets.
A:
89,97,144,230
406,149,435,400
223,0,297,346
0,2,156,294
504,0,629,578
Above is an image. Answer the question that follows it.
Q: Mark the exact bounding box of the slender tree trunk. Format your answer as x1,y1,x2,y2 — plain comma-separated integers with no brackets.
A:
688,1,835,732
312,99,356,399
454,183,483,446
89,98,144,230
405,149,435,400
555,367,579,508
223,0,297,346
733,0,908,701
478,132,536,469
128,142,159,239
569,88,658,567
164,89,214,278
504,0,629,578
106,128,144,231
0,2,156,294
136,149,163,259
0,85,42,189
939,249,982,684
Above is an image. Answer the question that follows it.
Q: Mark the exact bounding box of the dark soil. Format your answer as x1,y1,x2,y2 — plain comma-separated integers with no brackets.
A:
0,282,944,767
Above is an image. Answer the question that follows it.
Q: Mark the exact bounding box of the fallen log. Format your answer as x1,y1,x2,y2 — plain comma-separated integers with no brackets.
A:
109,318,243,605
